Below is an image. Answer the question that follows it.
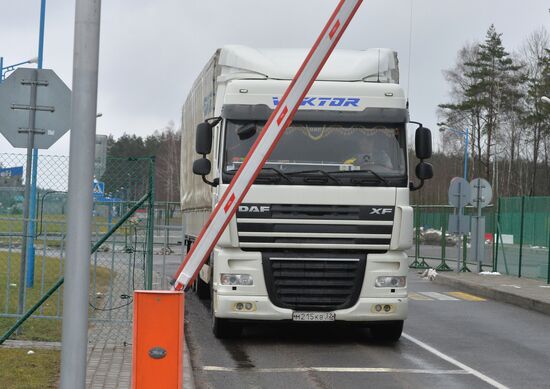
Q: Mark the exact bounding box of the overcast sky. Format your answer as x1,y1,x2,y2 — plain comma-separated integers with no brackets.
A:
0,0,548,156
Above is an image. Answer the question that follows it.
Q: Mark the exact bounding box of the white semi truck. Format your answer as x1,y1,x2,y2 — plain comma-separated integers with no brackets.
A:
180,45,433,340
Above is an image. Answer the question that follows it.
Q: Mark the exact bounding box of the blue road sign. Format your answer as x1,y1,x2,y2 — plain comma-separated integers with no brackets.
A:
93,180,105,197
0,166,23,177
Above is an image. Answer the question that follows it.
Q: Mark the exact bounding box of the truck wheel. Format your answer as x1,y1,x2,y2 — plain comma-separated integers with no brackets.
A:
212,317,242,339
196,277,210,300
369,320,403,342
210,280,241,338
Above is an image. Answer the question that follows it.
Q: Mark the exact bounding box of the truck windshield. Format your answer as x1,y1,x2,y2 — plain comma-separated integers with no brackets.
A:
223,120,407,186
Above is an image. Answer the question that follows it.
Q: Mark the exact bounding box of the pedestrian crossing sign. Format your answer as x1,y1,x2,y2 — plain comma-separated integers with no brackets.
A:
93,180,105,197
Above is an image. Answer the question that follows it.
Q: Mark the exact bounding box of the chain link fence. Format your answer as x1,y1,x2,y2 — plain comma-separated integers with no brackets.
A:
0,153,157,345
495,197,550,282
410,198,550,283
409,204,495,272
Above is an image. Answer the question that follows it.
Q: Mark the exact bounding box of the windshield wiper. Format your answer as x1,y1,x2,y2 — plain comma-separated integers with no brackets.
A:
332,169,390,186
226,167,292,184
259,167,293,183
287,170,341,185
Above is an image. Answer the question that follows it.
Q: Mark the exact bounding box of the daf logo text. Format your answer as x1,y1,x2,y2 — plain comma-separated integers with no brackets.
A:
239,205,271,213
370,208,393,215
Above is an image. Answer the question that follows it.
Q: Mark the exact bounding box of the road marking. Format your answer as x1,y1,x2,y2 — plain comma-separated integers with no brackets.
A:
408,292,433,301
200,366,469,375
447,291,486,302
418,292,459,301
402,333,509,389
501,284,521,289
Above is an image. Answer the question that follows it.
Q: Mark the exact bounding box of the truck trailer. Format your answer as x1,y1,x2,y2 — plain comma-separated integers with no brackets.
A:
180,45,433,340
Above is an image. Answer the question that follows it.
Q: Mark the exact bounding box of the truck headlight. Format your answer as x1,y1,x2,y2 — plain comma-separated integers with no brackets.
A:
375,276,406,288
220,273,253,286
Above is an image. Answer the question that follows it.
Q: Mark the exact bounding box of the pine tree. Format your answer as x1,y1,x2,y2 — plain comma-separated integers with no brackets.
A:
439,25,524,188
464,25,523,179
523,30,550,195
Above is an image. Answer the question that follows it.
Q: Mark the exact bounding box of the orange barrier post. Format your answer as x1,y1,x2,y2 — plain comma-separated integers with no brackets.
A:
132,291,185,388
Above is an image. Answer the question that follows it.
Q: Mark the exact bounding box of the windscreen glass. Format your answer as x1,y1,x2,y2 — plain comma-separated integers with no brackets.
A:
223,120,407,186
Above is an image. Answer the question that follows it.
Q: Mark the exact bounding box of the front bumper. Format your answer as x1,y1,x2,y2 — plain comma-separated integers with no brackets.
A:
213,292,408,322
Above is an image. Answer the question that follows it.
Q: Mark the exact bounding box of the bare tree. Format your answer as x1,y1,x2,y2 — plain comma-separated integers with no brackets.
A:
519,28,550,195
155,121,181,204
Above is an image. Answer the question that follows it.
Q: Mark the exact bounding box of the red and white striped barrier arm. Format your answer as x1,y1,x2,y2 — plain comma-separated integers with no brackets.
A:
173,0,364,291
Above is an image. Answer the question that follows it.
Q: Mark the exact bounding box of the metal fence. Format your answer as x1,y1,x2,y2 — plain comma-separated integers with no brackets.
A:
495,197,550,282
0,153,157,344
410,198,550,283
409,204,495,272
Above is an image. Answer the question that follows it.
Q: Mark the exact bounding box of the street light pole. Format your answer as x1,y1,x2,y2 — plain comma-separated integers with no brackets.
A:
463,128,469,182
438,124,469,181
60,0,102,386
439,124,470,271
0,57,39,82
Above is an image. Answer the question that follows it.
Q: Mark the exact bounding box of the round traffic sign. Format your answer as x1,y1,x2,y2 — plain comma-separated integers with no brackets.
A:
448,177,472,208
469,178,492,208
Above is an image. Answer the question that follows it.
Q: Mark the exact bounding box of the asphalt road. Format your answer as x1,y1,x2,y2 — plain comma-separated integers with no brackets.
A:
183,270,550,389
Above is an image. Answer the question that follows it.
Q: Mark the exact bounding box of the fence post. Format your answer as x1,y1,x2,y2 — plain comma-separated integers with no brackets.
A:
494,198,500,272
415,206,420,261
145,157,155,290
436,217,452,271
547,231,550,284
459,233,471,272
518,196,525,278
409,206,420,268
409,206,429,269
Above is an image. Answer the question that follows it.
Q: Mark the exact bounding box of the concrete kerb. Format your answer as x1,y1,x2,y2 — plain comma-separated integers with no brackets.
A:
433,272,550,316
183,338,195,389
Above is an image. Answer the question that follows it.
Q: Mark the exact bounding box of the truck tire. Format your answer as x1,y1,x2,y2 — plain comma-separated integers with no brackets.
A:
196,277,210,300
212,317,242,339
369,320,403,342
211,296,241,338
210,276,241,338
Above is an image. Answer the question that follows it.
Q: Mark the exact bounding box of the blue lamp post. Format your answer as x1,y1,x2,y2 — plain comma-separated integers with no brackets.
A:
25,0,47,288
0,57,39,82
439,124,469,181
0,53,40,290
439,124,471,272
2,0,48,289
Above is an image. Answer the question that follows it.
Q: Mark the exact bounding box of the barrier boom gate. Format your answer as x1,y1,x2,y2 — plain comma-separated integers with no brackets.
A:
173,0,364,291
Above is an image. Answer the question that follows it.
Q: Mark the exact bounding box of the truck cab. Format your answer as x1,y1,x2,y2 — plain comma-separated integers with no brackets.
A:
181,45,433,340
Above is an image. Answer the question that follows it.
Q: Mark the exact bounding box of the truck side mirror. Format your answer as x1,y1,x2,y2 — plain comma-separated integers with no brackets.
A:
193,157,218,187
415,127,432,160
415,161,433,180
196,122,213,155
237,123,257,140
193,158,211,176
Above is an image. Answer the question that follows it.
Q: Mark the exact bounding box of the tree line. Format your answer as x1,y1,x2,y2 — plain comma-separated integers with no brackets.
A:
435,24,550,201
102,122,180,203
104,25,549,206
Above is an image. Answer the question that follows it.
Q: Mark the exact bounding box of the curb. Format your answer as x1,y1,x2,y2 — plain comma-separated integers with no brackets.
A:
184,340,195,389
433,274,550,316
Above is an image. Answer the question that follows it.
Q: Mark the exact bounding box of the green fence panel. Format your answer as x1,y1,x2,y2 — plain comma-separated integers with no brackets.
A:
495,196,550,282
0,153,157,344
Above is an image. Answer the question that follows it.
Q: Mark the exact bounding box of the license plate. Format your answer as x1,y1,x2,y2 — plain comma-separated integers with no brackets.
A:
292,312,335,321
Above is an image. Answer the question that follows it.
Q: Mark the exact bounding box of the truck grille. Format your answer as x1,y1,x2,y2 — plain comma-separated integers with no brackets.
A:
263,254,366,311
237,204,393,250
